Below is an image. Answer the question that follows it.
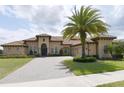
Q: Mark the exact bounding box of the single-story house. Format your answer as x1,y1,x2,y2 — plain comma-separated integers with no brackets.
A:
1,33,116,58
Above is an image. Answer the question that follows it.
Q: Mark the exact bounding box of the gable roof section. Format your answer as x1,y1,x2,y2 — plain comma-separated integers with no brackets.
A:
36,33,51,37
50,36,63,41
1,40,26,47
62,37,94,45
23,37,37,41
63,39,80,45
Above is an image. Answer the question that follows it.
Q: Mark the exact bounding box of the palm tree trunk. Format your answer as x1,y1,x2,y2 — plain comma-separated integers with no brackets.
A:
82,41,85,57
80,32,86,58
88,43,89,56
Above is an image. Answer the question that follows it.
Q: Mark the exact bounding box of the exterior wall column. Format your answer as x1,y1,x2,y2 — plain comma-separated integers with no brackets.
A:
97,39,112,59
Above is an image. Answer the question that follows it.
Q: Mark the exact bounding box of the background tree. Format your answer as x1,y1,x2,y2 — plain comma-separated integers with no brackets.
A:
107,44,113,56
107,42,124,59
113,42,124,55
62,6,109,58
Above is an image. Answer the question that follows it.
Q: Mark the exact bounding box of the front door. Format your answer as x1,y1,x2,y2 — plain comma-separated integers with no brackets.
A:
41,44,47,56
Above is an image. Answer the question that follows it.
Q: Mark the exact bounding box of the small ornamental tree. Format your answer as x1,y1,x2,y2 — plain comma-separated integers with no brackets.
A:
107,44,113,56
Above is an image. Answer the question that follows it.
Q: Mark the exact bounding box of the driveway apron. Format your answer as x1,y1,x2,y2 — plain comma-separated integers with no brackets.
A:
0,56,74,84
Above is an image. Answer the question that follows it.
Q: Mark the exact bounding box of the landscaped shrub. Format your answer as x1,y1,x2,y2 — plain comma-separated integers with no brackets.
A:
73,57,96,63
29,50,33,55
112,55,123,60
0,49,3,54
86,55,98,58
35,54,40,57
48,54,61,56
0,55,34,58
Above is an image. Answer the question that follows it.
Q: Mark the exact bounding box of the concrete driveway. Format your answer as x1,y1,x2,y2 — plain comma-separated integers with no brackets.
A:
0,56,74,84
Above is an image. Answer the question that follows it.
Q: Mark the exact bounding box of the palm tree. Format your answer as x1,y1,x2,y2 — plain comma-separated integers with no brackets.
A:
62,6,109,58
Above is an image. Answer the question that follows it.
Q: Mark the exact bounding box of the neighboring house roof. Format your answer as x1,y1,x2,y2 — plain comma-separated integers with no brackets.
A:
92,35,116,40
113,39,124,43
1,34,116,47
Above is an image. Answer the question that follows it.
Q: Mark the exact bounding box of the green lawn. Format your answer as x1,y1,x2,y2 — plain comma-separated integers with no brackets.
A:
63,60,124,75
97,80,124,87
0,58,32,79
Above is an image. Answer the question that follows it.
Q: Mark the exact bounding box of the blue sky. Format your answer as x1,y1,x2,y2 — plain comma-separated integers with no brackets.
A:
0,5,124,45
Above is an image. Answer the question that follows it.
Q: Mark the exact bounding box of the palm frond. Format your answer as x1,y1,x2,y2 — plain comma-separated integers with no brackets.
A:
62,5,109,39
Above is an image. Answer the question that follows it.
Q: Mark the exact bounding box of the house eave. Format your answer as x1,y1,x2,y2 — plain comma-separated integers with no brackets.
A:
1,45,28,47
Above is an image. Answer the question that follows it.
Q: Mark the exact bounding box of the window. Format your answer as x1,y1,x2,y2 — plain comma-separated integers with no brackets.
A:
64,48,68,54
30,46,32,50
51,48,54,54
8,47,11,50
16,47,19,51
34,49,37,55
63,48,69,55
55,47,58,54
29,49,33,55
104,45,108,54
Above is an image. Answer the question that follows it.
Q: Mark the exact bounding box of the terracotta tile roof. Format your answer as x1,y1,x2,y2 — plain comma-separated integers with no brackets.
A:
36,33,51,37
63,39,80,45
50,36,63,41
92,35,116,40
1,40,26,46
1,34,99,47
24,37,36,41
63,38,93,45
50,36,82,41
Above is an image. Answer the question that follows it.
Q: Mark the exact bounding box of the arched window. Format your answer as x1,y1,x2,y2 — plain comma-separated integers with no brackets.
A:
29,49,33,55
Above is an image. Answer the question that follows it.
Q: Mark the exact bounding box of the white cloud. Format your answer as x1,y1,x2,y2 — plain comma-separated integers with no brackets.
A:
112,6,124,19
10,5,69,35
0,27,42,45
0,5,70,45
0,6,13,16
10,5,65,25
11,5,36,21
0,5,124,45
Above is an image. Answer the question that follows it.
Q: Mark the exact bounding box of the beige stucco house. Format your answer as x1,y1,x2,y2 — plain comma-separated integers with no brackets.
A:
1,33,116,58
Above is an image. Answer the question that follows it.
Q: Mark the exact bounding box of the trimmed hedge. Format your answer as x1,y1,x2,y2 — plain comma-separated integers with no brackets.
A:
48,54,61,56
73,57,97,63
0,55,35,58
112,55,123,60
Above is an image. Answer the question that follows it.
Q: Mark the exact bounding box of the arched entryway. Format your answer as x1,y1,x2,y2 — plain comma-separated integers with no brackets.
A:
41,43,47,56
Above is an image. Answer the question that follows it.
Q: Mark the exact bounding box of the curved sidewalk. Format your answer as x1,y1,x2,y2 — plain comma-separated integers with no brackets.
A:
1,70,124,87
